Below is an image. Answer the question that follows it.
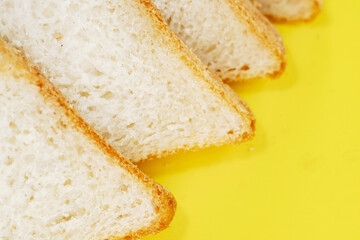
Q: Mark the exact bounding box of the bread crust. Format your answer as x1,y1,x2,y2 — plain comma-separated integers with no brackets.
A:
0,38,176,240
256,0,322,23
136,0,256,161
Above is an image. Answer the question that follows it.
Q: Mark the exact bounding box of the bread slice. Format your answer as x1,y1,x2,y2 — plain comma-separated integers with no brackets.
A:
153,0,286,82
252,0,323,22
0,39,175,240
0,0,255,162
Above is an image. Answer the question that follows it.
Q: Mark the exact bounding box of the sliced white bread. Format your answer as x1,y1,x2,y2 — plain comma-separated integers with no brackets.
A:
153,0,286,82
0,0,255,162
0,39,175,240
252,0,323,22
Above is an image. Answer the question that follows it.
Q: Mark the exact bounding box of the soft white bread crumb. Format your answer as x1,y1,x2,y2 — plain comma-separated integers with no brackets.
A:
0,40,175,240
153,0,286,81
0,0,255,162
252,0,323,22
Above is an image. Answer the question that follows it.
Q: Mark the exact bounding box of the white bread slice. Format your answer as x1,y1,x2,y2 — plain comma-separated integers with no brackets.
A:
153,0,286,82
252,0,323,22
0,0,255,162
0,39,176,240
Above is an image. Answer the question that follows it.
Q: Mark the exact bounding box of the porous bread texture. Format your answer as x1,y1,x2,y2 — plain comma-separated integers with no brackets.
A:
0,0,255,162
153,0,286,82
0,40,176,240
252,0,322,22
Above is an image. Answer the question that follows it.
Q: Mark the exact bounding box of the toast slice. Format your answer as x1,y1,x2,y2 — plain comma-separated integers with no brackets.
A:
0,0,255,162
153,0,286,82
0,39,175,240
252,0,323,22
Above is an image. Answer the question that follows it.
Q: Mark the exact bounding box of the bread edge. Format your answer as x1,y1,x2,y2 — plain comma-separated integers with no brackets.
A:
0,38,176,240
225,0,287,82
136,0,256,161
259,0,322,23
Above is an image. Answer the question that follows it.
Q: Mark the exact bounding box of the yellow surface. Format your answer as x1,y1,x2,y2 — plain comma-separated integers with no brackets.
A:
140,1,360,239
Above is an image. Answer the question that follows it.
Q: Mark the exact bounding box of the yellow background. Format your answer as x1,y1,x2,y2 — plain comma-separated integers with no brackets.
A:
140,1,360,239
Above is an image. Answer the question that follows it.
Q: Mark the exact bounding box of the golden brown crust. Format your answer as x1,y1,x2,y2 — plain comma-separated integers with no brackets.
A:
257,0,322,23
0,38,176,240
226,0,286,81
136,0,256,159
